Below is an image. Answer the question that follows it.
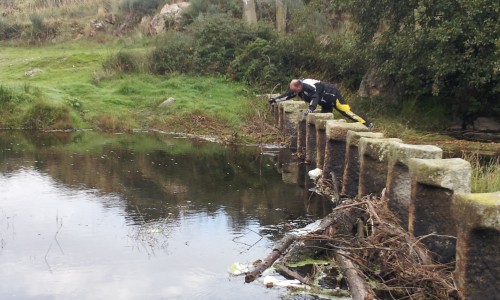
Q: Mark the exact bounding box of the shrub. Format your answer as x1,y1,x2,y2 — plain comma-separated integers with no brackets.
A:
229,38,284,87
0,18,23,40
181,0,242,26
28,14,59,42
0,85,17,106
23,102,72,130
120,0,165,22
102,50,142,73
0,84,36,106
95,114,132,132
149,32,195,74
189,14,259,74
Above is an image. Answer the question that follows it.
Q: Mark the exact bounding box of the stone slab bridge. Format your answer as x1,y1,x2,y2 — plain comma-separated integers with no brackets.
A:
272,100,499,300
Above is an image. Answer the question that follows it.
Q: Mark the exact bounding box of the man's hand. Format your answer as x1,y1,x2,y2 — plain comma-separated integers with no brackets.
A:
268,98,276,104
304,109,313,115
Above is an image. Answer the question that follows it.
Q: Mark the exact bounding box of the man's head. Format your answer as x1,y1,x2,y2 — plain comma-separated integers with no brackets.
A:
289,79,303,93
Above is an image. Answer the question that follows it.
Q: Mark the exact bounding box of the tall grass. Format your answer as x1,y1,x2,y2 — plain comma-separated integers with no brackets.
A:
462,152,500,193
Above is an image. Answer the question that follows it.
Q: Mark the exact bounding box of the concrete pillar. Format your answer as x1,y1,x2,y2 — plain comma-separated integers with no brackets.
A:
341,131,384,197
358,137,402,198
279,101,308,151
271,103,279,124
323,121,368,189
296,117,307,160
386,142,443,228
305,113,334,167
452,192,500,300
408,158,471,263
315,116,331,170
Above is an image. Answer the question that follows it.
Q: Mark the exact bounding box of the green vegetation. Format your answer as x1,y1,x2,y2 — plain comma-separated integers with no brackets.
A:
462,152,500,193
0,42,265,137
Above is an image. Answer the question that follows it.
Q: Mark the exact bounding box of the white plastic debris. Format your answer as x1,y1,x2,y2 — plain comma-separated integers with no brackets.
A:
289,219,322,237
227,262,251,276
260,275,303,288
308,168,322,180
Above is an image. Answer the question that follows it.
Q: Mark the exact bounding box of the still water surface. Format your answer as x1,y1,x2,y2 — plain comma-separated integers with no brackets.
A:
0,131,330,300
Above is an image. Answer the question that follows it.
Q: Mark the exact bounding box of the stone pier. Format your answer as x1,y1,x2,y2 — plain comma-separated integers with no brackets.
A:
408,158,471,263
386,142,443,228
358,137,402,198
322,121,368,190
296,117,307,159
342,131,384,197
305,113,334,167
452,192,500,300
267,101,499,297
279,101,308,150
315,115,331,170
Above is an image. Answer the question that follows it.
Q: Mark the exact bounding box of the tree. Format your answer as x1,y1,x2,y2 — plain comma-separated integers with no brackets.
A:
276,0,287,33
243,0,257,25
341,0,499,118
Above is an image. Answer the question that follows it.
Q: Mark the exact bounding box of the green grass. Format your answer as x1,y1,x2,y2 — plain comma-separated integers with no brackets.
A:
461,152,500,193
0,41,265,136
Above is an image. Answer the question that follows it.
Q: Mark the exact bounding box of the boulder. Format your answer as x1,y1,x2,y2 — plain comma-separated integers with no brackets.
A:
150,2,190,34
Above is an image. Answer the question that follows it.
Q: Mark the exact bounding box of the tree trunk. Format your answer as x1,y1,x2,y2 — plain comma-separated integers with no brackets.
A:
244,234,296,283
275,0,287,33
243,0,257,26
335,250,375,300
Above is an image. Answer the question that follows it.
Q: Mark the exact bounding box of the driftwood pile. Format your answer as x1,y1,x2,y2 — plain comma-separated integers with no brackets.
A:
245,195,457,300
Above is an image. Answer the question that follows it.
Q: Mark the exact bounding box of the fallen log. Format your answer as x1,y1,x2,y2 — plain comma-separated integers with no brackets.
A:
275,263,311,285
244,234,296,283
335,250,375,300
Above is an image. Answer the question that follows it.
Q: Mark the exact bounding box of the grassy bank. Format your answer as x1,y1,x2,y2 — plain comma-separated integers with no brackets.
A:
1,40,498,192
0,41,273,141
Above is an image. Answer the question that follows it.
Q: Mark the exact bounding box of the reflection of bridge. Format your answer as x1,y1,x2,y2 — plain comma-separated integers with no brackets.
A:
272,100,499,300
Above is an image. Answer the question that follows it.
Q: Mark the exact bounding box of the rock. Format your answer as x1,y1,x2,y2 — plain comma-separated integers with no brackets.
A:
358,69,400,105
24,68,42,77
159,97,175,107
150,2,190,34
473,117,500,132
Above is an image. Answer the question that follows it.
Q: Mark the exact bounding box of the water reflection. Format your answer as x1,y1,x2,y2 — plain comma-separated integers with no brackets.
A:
0,131,330,300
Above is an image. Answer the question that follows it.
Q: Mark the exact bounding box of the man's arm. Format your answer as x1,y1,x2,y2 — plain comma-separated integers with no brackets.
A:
270,90,296,103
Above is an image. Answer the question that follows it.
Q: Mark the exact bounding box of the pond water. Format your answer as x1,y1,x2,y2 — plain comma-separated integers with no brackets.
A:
0,131,331,300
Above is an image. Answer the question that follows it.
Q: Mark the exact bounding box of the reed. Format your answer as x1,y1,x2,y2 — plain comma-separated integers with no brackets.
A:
462,151,500,193
3,0,114,24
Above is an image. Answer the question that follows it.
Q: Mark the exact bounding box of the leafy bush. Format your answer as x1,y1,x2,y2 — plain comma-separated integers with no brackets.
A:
229,38,284,87
149,32,195,74
188,14,260,74
181,0,242,26
347,0,500,119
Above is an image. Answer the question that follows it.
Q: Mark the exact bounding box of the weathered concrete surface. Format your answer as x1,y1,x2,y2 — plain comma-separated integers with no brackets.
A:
342,131,384,197
323,121,367,188
386,142,443,228
279,101,308,150
297,117,307,159
315,116,333,170
408,158,471,263
452,192,500,300
357,137,402,198
306,113,334,167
